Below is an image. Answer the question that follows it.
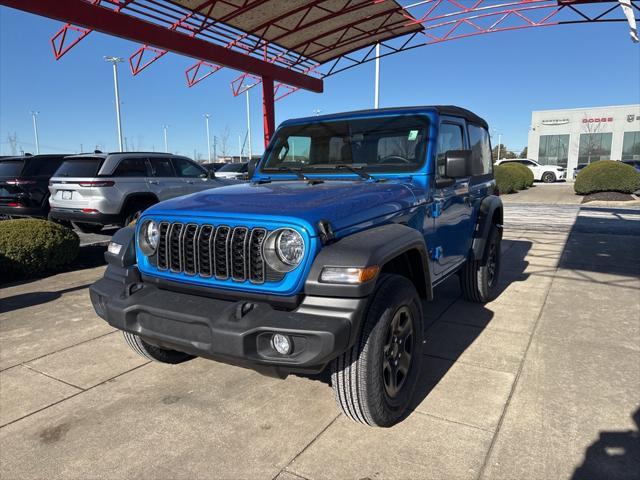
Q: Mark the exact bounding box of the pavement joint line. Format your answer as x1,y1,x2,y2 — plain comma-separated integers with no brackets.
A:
272,413,341,480
410,409,494,433
21,363,86,391
281,469,312,480
439,317,541,336
475,244,565,480
422,353,521,376
0,330,117,373
0,361,150,429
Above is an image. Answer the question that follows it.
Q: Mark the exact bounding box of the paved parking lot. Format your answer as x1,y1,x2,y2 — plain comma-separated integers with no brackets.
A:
1,201,639,480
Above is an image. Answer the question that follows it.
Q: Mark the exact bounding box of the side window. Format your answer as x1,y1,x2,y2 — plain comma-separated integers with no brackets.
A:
149,157,175,177
172,157,205,178
468,124,492,176
113,157,149,177
437,123,464,177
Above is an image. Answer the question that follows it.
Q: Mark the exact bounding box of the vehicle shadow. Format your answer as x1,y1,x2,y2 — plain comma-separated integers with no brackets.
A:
0,283,92,314
572,408,640,480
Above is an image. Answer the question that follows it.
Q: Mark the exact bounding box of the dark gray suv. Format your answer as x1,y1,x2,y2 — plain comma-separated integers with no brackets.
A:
49,152,232,233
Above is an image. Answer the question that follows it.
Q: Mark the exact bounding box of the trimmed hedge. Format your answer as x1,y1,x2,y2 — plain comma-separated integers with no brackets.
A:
574,160,640,195
0,219,79,277
494,163,534,194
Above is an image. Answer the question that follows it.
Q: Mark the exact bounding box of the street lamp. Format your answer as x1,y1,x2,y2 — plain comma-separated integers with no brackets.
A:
162,125,169,153
492,128,502,161
30,111,40,154
104,56,124,152
245,89,252,160
204,114,212,162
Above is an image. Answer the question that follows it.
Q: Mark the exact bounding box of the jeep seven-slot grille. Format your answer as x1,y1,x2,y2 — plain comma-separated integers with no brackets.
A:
155,222,276,284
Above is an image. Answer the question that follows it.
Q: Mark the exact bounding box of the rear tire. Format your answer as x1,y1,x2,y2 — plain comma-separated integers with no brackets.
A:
122,331,194,364
542,171,556,183
331,274,423,427
47,212,72,229
74,222,104,234
124,201,155,226
460,226,502,303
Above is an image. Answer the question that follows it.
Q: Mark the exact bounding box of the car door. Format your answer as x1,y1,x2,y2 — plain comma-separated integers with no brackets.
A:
171,157,215,193
146,156,185,201
431,118,474,277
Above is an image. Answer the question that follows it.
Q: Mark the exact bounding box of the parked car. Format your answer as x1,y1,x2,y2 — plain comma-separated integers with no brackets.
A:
215,162,249,179
496,158,565,183
0,154,71,219
90,106,504,427
622,159,640,172
202,162,226,172
573,163,589,179
49,152,230,233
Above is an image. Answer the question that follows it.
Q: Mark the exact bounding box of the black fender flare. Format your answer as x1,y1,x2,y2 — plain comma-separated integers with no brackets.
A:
472,195,503,263
304,223,432,299
104,226,136,268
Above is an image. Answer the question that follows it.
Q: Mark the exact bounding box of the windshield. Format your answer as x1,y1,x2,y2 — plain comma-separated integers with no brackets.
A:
262,115,429,174
218,163,246,172
0,159,25,177
54,157,105,177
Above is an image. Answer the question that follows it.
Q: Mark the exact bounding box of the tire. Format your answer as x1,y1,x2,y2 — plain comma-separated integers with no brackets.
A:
73,222,104,234
122,331,194,364
542,171,556,183
124,201,154,226
47,212,72,229
331,274,423,427
460,226,502,303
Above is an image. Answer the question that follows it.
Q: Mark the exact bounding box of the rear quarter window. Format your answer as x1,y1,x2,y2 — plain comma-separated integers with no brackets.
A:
113,157,149,177
54,157,105,177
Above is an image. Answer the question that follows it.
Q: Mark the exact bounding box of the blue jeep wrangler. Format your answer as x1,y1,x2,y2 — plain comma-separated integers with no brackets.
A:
90,106,503,427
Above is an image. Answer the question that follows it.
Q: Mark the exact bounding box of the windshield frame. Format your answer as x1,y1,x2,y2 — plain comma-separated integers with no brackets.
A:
260,114,430,177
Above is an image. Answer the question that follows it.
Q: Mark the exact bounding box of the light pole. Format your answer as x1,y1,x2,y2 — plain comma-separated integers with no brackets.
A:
492,128,502,162
238,135,243,162
104,56,124,152
204,114,212,162
245,89,252,160
30,111,40,154
374,43,380,109
162,125,169,153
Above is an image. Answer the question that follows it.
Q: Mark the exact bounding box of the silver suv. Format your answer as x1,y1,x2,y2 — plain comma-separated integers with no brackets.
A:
49,152,230,233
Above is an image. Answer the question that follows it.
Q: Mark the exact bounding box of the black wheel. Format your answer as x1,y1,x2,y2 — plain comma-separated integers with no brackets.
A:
331,274,423,427
542,171,556,183
122,331,194,364
73,222,104,234
460,225,502,303
47,212,72,229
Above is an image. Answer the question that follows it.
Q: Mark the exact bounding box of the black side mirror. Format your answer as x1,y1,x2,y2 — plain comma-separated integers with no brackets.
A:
436,150,472,188
247,158,258,179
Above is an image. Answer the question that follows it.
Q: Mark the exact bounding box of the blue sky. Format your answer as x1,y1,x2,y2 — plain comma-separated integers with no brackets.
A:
1,6,639,158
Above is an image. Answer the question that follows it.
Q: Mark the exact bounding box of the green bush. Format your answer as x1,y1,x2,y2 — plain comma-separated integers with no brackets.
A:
0,219,79,277
574,160,640,195
509,162,535,188
494,164,519,194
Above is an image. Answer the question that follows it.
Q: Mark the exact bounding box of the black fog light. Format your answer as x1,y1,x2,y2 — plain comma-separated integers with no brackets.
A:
271,333,292,355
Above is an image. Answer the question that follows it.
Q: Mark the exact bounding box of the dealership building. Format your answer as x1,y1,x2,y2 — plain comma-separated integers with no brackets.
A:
527,104,640,176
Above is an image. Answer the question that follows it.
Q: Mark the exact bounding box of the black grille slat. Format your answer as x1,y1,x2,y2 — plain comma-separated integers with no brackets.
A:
197,226,214,277
154,222,283,284
214,226,231,279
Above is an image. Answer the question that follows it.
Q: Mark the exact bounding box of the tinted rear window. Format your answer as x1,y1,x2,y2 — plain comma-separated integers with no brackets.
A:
55,158,105,177
23,157,65,176
0,160,24,176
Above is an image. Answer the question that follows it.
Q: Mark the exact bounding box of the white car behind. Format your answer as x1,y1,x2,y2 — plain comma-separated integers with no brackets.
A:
496,159,566,183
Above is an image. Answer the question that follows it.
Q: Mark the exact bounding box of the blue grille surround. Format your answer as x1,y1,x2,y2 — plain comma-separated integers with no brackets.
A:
135,213,318,296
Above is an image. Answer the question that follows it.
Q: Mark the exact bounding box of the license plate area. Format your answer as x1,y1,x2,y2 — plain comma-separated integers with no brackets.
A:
61,190,73,200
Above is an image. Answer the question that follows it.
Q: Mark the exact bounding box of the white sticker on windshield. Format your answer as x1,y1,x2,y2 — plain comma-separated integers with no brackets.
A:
408,130,418,141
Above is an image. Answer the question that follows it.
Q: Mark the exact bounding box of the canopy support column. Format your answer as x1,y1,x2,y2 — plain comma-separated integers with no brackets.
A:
262,76,275,149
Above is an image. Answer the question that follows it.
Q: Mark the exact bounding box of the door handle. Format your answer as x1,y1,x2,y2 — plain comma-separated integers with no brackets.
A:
186,180,195,184
149,180,160,185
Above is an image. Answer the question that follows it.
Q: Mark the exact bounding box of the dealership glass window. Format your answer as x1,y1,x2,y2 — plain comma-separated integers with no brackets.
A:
622,131,640,161
538,135,569,168
578,133,613,164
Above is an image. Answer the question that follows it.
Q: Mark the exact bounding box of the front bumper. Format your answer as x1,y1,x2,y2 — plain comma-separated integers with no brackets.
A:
90,265,367,375
49,207,122,226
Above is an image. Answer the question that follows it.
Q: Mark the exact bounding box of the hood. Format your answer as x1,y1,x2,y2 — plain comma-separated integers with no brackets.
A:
147,179,421,234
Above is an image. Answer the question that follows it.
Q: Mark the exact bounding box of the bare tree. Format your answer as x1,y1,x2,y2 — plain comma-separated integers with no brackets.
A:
219,125,230,158
581,114,606,164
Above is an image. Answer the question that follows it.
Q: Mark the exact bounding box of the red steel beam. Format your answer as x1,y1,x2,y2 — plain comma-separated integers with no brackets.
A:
262,77,275,148
0,0,323,92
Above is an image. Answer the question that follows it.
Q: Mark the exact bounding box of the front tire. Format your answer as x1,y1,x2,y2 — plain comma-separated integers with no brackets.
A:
331,274,423,427
542,171,556,183
460,226,502,303
122,331,194,364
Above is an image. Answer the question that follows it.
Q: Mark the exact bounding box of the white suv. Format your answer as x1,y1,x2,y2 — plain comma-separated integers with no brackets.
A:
495,159,566,183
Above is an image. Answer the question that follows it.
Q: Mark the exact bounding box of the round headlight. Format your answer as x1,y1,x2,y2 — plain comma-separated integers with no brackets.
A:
263,228,305,273
276,229,304,266
139,220,159,256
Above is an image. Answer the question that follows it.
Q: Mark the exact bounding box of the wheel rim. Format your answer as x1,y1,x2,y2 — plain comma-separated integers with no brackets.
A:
382,306,414,399
487,242,498,287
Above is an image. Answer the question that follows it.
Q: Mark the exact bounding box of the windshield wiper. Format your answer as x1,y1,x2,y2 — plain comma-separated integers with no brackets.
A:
275,166,324,185
335,164,375,181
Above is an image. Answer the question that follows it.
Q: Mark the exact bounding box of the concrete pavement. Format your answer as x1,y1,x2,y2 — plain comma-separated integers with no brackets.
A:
1,202,639,479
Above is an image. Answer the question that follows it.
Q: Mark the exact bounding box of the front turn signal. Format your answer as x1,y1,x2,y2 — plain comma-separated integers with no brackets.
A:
319,265,380,285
